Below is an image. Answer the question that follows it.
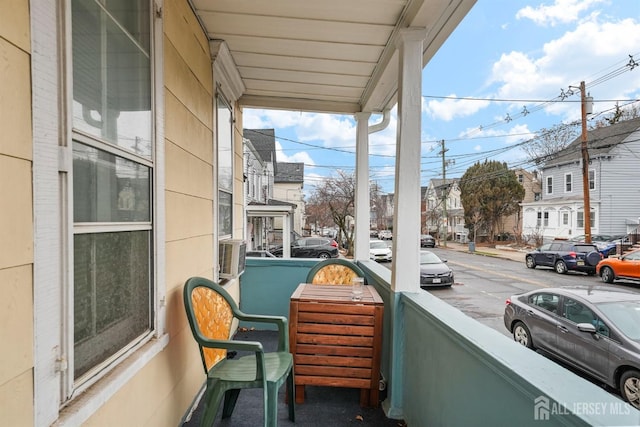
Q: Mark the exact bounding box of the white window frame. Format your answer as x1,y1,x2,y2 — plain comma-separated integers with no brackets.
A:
546,176,553,195
589,169,596,190
577,210,595,229
217,92,234,238
564,173,572,193
33,1,168,425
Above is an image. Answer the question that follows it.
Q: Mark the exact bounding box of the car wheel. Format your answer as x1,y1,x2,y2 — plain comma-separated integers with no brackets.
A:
525,255,536,269
318,252,330,260
512,322,535,349
601,266,615,283
586,251,602,266
554,260,568,274
620,370,640,409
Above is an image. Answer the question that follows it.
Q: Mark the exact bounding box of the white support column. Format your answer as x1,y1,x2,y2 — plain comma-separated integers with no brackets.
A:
354,112,371,261
282,212,291,258
391,28,426,293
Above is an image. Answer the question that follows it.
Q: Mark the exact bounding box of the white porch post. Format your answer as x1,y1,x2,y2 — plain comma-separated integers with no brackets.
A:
355,112,371,261
391,28,426,293
282,212,291,258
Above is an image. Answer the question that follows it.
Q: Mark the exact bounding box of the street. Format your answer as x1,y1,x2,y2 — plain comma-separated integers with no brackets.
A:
380,246,640,397
382,246,612,337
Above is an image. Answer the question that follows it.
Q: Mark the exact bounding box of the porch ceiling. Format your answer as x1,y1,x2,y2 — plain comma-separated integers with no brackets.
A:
189,0,476,114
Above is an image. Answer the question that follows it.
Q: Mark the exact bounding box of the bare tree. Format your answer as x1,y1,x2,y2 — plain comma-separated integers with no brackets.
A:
522,123,579,166
305,193,334,234
309,170,356,256
593,103,640,127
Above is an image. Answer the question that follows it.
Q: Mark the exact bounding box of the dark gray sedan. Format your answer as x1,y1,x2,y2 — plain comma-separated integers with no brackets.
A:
419,250,454,288
504,285,640,408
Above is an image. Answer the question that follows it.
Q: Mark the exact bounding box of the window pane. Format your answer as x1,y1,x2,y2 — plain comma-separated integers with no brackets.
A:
219,191,232,236
72,0,152,158
73,142,151,222
217,97,233,191
74,231,152,379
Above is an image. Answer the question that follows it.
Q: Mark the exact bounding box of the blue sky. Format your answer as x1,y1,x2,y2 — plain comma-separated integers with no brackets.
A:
243,0,640,195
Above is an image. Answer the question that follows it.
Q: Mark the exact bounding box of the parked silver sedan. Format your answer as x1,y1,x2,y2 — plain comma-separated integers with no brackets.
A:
504,285,640,409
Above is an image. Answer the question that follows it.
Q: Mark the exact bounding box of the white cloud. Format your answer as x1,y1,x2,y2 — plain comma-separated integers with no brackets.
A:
244,109,303,129
488,16,640,122
294,113,356,149
423,95,491,121
516,0,607,26
274,140,315,165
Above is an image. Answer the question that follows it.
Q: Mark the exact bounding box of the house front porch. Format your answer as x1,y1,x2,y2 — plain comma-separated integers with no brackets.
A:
182,257,640,426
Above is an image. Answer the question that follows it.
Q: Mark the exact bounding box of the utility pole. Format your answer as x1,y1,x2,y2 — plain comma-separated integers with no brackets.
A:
579,81,592,243
440,140,448,248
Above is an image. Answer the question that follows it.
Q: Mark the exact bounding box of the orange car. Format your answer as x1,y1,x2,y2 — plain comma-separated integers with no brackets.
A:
596,249,640,284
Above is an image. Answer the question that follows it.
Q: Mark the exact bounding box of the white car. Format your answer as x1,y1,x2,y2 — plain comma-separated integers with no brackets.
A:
377,230,393,240
370,239,392,262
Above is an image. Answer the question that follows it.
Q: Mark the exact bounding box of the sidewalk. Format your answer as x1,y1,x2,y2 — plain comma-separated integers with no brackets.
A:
443,241,528,262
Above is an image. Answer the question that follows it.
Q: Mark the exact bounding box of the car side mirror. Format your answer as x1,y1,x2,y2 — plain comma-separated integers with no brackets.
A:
441,259,448,263
577,323,597,334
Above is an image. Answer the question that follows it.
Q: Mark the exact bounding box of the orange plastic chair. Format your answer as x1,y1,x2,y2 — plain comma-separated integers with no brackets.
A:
305,258,366,285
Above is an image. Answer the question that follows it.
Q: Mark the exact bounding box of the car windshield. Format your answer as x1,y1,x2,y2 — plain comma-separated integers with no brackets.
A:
370,241,387,249
420,252,441,264
596,301,640,341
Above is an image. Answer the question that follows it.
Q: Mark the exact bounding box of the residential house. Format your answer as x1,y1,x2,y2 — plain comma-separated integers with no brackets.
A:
243,130,305,248
424,178,467,242
243,133,274,250
6,1,634,426
273,162,306,236
243,128,295,251
500,168,541,238
522,117,640,241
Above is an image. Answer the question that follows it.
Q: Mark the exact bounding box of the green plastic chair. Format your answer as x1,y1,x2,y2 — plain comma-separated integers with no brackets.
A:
183,277,295,427
305,258,366,285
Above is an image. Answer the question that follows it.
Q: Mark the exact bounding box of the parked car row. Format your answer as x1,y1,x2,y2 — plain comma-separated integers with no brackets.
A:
525,241,640,284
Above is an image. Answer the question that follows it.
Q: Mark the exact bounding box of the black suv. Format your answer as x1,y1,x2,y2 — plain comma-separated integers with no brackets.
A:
271,237,339,259
525,241,602,275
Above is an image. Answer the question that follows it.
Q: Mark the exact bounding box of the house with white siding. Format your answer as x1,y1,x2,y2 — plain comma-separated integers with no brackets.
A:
522,117,640,241
423,178,466,242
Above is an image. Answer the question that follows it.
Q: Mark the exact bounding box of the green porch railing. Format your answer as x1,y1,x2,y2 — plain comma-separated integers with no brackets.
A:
239,258,640,426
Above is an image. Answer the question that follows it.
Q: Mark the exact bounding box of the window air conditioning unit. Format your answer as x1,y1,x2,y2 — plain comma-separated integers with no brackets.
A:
218,239,247,280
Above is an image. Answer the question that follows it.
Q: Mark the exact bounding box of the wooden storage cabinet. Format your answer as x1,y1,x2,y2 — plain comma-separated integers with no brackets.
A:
289,284,384,407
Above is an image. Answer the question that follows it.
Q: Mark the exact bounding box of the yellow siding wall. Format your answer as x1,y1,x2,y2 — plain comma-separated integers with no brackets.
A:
83,0,221,425
0,0,34,425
